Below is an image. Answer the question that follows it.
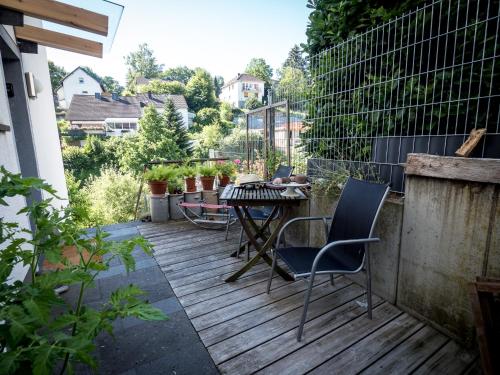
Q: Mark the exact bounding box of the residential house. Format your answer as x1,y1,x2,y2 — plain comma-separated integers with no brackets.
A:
66,92,192,136
56,66,104,109
220,73,265,109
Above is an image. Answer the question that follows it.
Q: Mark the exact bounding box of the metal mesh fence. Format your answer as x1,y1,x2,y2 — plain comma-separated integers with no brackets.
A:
265,0,499,192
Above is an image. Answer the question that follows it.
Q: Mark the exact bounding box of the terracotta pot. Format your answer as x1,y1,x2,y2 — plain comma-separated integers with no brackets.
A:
185,177,196,192
43,245,101,271
148,180,167,195
219,175,230,187
200,176,215,190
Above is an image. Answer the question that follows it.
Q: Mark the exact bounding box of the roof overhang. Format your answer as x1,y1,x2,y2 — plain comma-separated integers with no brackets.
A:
1,0,123,58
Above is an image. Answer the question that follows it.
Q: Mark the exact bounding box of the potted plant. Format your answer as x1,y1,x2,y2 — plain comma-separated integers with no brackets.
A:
181,165,198,192
144,165,177,195
198,164,217,191
168,177,185,219
215,161,236,187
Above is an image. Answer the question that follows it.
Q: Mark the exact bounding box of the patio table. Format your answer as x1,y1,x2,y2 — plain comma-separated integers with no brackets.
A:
220,184,308,282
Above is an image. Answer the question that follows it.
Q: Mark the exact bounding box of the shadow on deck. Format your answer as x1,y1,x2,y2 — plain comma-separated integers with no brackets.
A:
139,221,480,375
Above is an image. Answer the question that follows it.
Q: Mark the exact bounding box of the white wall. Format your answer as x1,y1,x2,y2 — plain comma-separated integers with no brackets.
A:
59,67,102,109
0,33,32,283
221,80,264,108
22,17,68,205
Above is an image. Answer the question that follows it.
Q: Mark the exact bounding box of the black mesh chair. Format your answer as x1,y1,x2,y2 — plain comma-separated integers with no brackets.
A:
266,177,389,341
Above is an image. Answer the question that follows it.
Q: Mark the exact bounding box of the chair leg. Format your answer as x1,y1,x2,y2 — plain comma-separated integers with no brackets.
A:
366,254,373,320
266,251,277,294
329,273,335,286
297,273,315,341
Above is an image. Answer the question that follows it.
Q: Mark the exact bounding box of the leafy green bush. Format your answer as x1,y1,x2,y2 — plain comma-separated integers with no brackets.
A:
0,167,166,374
65,171,92,228
215,161,236,177
84,168,142,226
179,165,197,178
167,178,184,194
198,165,217,177
144,165,178,182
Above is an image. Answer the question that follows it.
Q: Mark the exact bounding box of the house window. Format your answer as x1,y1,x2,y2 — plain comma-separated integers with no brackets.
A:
79,77,84,84
244,92,249,98
82,91,88,94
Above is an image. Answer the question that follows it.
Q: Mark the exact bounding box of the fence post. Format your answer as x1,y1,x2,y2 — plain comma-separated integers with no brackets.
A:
286,100,291,166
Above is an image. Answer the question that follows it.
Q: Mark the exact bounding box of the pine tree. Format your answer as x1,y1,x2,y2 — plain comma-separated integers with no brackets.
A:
163,99,192,155
282,45,307,73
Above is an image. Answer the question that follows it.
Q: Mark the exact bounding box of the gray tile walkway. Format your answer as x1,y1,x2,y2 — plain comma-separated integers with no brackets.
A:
60,222,219,375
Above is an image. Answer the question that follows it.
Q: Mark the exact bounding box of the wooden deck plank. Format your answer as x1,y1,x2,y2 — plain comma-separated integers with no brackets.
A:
359,324,449,375
191,279,312,330
205,282,367,363
309,313,424,374
141,222,473,375
219,302,396,375
185,276,292,318
200,278,356,347
412,340,477,375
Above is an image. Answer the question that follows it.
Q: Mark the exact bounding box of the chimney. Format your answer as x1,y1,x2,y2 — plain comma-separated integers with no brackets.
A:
148,90,152,99
112,92,118,100
95,92,101,100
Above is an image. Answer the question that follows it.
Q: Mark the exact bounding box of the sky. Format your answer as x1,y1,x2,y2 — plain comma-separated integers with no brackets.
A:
46,0,311,85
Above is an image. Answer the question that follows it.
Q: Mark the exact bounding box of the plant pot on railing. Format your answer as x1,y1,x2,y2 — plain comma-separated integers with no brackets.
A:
180,165,198,192
148,181,167,195
219,175,230,187
145,165,178,196
185,177,196,192
198,165,217,191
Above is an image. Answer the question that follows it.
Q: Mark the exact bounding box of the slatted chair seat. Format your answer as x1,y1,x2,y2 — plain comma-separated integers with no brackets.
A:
177,200,236,239
276,246,363,275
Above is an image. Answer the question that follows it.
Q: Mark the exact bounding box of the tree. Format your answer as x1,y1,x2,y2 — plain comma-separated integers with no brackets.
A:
244,96,263,110
277,66,308,98
185,68,217,112
245,58,273,103
219,102,233,122
194,107,219,129
214,75,224,97
162,66,194,84
124,43,164,89
191,123,224,158
48,61,67,93
119,105,183,173
163,99,191,155
136,79,185,95
282,45,307,74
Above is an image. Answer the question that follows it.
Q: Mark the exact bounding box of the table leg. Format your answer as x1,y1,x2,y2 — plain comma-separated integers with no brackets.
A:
225,206,293,282
230,206,278,257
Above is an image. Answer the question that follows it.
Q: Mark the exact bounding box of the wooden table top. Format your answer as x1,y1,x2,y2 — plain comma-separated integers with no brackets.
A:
220,184,308,206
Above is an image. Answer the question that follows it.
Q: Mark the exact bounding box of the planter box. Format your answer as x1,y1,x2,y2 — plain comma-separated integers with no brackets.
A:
169,194,184,220
150,195,169,222
184,191,202,217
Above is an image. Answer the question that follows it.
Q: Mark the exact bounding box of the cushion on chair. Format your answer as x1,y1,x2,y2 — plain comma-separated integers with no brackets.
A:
276,246,363,275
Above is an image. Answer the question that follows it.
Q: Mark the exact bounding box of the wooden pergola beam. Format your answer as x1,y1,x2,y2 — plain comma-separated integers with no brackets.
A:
14,25,102,58
1,0,108,36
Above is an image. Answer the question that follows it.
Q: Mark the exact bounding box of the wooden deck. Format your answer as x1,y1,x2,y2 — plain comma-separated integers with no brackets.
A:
138,221,479,375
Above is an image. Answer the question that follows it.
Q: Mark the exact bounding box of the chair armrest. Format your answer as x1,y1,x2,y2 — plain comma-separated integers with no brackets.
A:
277,216,333,249
310,238,380,275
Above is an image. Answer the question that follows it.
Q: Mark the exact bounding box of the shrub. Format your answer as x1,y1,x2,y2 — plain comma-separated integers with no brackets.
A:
198,165,217,177
180,165,197,178
84,168,142,226
0,167,166,374
215,161,236,177
144,165,178,182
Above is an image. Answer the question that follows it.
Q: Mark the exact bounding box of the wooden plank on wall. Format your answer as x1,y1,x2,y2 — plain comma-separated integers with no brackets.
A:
1,0,108,36
14,25,102,58
405,153,500,184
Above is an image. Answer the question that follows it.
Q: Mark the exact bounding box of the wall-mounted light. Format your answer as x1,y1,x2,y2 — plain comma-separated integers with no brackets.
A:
25,72,36,98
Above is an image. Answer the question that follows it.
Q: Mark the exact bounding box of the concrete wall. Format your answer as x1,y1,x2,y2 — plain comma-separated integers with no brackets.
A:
397,175,499,345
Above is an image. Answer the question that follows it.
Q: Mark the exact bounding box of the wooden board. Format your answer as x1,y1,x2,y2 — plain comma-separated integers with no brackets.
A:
14,25,102,57
455,128,487,157
138,222,476,375
405,153,500,184
2,0,108,35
